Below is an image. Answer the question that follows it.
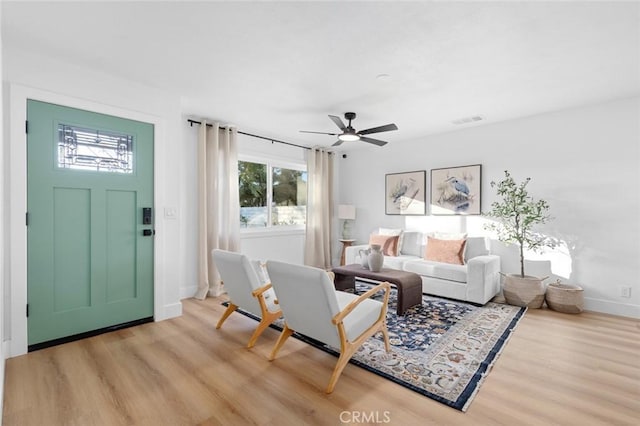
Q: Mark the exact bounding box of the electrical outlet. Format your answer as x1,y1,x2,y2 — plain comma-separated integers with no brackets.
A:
620,286,631,298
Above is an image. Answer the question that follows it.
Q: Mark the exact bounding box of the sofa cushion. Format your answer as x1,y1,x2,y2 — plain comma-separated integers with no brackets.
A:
404,259,468,283
464,236,490,262
399,231,424,257
378,227,402,236
428,231,468,240
383,254,420,270
424,237,466,265
369,234,400,256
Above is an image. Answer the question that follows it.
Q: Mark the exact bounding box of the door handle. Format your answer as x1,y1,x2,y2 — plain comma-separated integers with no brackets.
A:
142,229,155,236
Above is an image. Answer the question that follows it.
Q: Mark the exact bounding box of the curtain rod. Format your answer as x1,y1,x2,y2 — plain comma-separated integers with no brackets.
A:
187,118,313,151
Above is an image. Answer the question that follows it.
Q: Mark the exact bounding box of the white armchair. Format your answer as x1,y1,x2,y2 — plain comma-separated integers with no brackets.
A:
266,260,391,393
212,249,282,348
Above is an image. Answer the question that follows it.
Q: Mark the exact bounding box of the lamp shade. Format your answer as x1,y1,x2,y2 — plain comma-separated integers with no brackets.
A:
338,204,356,220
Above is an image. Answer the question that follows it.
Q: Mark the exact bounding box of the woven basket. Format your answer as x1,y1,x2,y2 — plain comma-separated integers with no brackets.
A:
545,282,584,314
503,274,546,308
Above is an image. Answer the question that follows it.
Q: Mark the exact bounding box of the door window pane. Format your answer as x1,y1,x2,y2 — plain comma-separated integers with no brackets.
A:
239,161,268,228
272,167,307,226
58,124,133,173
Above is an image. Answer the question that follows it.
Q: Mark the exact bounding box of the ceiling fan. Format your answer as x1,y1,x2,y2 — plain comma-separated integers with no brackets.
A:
300,112,398,146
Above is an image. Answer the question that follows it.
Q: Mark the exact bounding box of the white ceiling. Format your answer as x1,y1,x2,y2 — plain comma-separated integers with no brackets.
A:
3,1,639,150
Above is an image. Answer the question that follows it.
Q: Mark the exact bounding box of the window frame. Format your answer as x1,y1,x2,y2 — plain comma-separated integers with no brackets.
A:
238,154,307,234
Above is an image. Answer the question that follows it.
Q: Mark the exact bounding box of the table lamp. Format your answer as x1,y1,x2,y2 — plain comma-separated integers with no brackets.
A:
338,204,356,239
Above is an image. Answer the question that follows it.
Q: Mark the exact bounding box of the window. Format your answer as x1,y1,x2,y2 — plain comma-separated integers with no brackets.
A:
272,166,307,226
239,160,307,229
239,161,268,228
58,124,133,173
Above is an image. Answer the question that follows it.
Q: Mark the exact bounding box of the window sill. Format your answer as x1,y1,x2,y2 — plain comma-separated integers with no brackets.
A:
240,227,306,238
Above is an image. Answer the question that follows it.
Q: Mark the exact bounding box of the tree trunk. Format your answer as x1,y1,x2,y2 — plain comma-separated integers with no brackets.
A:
519,244,525,277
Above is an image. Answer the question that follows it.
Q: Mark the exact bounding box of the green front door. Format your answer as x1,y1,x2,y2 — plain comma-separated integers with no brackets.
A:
27,100,154,347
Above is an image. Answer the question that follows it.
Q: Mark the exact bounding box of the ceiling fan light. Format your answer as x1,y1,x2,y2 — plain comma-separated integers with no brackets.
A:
338,133,360,142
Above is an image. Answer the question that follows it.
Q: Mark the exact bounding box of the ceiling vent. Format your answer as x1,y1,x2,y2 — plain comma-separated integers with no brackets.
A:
452,115,484,125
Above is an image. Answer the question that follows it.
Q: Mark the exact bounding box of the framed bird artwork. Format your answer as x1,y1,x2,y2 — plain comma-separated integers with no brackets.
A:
385,170,427,215
430,164,482,215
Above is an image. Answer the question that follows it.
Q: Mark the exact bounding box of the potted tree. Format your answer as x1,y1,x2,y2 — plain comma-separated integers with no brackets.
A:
484,170,557,308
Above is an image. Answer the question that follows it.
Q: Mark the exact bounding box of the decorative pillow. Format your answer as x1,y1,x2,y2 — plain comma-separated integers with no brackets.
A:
424,237,467,265
378,227,402,235
379,227,404,252
427,232,468,260
369,234,400,256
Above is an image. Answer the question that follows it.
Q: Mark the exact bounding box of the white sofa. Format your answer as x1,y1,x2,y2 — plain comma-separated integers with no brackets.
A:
345,231,501,305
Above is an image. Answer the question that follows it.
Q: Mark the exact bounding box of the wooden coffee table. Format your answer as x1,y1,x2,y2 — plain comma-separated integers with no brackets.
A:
331,264,423,316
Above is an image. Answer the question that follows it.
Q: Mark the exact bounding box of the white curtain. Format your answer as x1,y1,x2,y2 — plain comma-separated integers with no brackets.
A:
196,121,240,299
304,148,334,269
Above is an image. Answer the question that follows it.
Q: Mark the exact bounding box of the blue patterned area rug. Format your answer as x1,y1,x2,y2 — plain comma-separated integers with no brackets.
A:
225,282,526,412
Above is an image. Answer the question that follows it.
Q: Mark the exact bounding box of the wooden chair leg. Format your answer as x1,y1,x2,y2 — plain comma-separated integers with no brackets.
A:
269,324,294,361
247,310,281,348
216,303,238,329
326,345,356,394
381,324,390,352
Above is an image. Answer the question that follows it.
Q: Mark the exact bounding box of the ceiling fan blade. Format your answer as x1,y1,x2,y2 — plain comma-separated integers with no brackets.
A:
299,130,339,135
358,123,398,135
328,115,347,131
332,140,344,147
360,136,388,146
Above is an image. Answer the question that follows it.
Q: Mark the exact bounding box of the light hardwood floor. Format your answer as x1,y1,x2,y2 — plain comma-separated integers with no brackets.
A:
3,296,639,425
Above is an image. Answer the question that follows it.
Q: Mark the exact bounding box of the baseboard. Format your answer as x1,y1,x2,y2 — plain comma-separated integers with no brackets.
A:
158,302,182,321
584,297,640,318
1,340,6,421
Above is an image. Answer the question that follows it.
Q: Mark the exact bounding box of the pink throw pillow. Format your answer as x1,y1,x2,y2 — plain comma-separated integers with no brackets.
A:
369,234,400,257
424,237,466,265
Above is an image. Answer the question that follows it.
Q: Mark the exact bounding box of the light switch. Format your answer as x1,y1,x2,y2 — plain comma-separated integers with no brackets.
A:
164,207,178,219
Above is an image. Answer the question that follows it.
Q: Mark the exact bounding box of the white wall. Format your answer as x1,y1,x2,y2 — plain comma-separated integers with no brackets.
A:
178,120,199,299
240,231,305,262
339,97,640,318
3,47,184,356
